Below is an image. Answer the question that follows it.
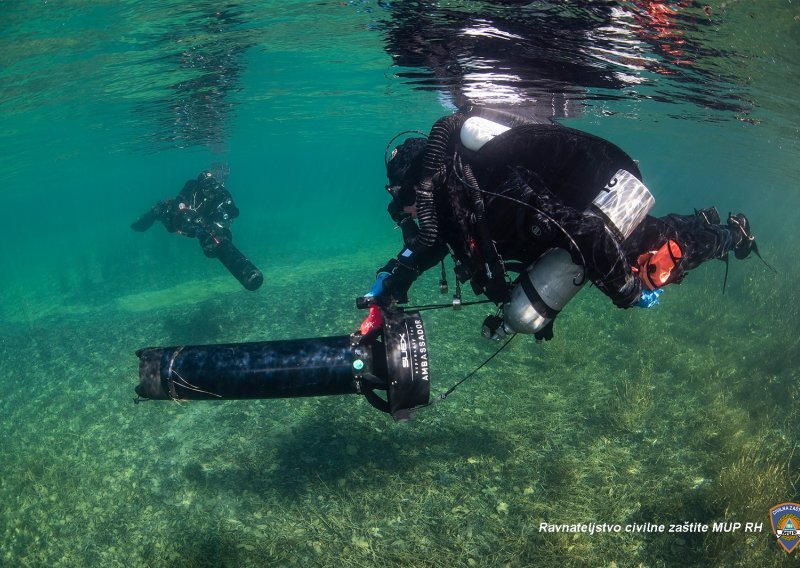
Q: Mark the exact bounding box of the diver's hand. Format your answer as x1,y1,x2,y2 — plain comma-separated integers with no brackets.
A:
636,288,663,308
356,271,392,310
365,272,391,300
356,260,413,309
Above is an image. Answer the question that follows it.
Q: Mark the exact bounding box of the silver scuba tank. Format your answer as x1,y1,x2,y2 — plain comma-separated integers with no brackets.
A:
499,248,587,337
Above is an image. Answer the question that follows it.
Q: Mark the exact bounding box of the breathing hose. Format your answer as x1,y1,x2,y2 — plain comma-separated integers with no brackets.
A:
413,113,466,251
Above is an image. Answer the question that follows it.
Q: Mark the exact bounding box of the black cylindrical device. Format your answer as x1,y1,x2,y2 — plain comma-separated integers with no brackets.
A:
135,309,430,421
213,239,263,291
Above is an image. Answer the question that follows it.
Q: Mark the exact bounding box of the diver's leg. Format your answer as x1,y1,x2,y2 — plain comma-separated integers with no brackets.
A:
130,208,158,231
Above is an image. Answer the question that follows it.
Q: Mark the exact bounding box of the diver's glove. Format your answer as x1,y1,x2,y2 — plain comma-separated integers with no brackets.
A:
356,271,393,311
358,273,390,340
131,201,172,232
130,209,157,232
636,288,663,308
365,272,391,302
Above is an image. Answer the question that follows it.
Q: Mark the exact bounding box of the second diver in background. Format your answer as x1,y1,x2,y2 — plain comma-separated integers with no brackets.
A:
131,164,263,291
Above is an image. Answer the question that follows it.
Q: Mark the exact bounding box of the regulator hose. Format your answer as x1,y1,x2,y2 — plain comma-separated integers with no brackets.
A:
461,160,484,220
462,159,507,300
413,113,466,251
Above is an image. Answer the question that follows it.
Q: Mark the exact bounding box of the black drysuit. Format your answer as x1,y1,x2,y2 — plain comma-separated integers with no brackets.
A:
378,115,740,311
150,175,240,257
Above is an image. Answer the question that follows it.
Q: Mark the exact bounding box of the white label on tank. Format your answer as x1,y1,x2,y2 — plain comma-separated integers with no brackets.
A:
591,169,655,239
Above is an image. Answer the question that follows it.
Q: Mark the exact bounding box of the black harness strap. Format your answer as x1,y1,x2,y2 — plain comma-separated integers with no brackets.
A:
520,272,560,320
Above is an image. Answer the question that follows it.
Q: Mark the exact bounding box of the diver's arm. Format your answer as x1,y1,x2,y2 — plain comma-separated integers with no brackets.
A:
370,242,449,305
593,266,643,309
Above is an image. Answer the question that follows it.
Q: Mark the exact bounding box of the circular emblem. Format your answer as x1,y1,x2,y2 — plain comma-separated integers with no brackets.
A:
776,513,800,541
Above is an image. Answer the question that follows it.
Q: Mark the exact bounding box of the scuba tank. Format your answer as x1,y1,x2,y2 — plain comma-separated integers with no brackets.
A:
498,248,587,336
459,105,554,152
460,116,511,151
412,109,654,340
483,167,656,339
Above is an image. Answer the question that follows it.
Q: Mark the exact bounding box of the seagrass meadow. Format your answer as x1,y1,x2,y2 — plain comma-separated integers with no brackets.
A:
2,1,799,567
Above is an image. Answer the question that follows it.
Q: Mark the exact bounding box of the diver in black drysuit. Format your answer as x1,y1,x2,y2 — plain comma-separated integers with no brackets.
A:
363,107,759,340
131,170,263,291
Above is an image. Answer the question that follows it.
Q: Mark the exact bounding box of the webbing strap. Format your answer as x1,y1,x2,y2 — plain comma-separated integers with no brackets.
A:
520,275,560,320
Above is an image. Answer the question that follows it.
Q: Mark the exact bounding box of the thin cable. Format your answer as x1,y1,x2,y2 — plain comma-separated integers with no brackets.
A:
406,299,492,312
416,333,517,411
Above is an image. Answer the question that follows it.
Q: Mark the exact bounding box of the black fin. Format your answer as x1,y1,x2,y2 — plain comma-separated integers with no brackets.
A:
751,241,777,273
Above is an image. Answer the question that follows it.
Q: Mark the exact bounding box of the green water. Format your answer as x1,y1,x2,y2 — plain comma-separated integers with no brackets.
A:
1,1,799,567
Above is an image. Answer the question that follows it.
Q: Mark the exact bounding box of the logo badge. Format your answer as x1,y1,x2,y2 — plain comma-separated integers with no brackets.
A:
770,502,800,554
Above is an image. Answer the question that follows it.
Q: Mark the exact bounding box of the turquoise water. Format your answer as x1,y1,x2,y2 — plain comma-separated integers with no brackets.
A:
1,1,799,566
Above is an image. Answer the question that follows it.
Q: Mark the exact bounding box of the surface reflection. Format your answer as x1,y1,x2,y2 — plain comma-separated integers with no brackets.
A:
134,5,253,150
377,0,748,121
